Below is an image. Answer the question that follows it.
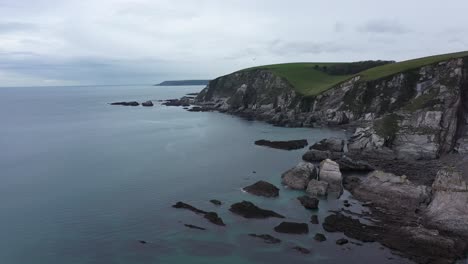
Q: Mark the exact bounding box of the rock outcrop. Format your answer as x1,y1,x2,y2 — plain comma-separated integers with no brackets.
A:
254,139,308,150
229,201,284,219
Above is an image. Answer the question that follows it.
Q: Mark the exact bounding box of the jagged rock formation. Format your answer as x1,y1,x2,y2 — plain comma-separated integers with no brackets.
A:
196,57,468,160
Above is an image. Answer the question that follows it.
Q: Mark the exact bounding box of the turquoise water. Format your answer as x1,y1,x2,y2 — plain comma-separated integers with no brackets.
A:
0,85,405,263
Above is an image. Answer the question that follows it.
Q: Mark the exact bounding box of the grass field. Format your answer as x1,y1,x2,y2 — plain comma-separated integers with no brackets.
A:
240,51,468,96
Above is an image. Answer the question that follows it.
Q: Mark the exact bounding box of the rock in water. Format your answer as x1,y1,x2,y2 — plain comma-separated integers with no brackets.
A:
254,139,308,150
110,101,139,106
310,215,319,224
292,246,310,254
248,234,281,244
210,199,222,206
274,222,309,234
204,212,225,226
184,224,206,230
281,162,317,190
319,159,343,193
142,100,154,107
243,181,279,198
297,195,319,209
314,233,327,242
306,179,329,197
172,202,207,214
336,238,349,245
229,201,284,219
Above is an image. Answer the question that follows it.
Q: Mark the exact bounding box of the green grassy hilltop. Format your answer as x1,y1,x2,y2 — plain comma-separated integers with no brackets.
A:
239,51,468,96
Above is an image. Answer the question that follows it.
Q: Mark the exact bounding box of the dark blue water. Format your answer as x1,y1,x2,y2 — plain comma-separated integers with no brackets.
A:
0,85,407,264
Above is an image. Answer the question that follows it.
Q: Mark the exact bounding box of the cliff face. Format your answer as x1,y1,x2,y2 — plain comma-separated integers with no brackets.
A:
196,58,468,160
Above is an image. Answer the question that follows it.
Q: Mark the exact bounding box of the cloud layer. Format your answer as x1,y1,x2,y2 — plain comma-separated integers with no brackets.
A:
0,0,467,86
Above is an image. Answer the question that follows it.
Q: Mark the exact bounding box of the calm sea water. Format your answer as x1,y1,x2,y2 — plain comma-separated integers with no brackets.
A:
0,85,407,264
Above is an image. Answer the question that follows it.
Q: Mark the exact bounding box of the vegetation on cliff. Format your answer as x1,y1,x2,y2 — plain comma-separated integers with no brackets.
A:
236,51,468,97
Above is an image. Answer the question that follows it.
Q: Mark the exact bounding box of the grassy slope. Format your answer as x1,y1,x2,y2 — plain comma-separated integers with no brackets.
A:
240,51,468,97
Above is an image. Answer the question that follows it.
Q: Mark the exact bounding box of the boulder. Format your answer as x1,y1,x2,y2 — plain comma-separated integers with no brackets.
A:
248,234,281,244
254,139,308,150
318,159,343,193
297,195,319,210
243,181,279,198
229,201,284,219
424,169,468,237
314,233,327,242
281,162,317,190
310,138,345,152
142,100,154,107
306,179,329,197
274,222,309,234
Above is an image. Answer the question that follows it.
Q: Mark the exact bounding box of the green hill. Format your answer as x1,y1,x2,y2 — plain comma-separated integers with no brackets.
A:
238,51,468,97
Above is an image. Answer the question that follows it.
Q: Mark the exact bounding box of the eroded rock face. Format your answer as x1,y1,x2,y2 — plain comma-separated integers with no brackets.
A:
243,181,279,198
318,159,342,193
425,169,468,237
281,162,317,190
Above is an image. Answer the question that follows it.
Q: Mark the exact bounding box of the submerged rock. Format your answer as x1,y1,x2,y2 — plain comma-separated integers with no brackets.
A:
173,201,225,226
297,195,319,210
281,161,317,190
319,159,343,193
229,201,284,219
248,234,281,244
274,222,309,234
310,215,319,224
243,181,279,198
306,179,329,197
314,233,327,242
292,246,311,254
336,238,349,245
323,213,379,243
184,224,206,230
141,100,154,107
210,199,222,206
254,139,308,150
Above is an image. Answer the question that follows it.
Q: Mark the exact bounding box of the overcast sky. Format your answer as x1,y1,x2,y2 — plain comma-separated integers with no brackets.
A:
0,0,467,86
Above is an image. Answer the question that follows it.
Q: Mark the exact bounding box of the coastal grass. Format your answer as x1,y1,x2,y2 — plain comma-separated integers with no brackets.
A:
240,51,468,96
242,62,353,96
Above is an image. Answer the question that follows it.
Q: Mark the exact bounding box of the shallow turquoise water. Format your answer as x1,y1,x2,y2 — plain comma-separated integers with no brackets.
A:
0,85,407,263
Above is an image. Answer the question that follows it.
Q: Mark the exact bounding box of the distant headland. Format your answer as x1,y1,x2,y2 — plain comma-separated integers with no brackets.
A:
155,80,210,86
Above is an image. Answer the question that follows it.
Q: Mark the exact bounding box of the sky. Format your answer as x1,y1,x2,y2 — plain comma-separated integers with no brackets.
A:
0,0,467,87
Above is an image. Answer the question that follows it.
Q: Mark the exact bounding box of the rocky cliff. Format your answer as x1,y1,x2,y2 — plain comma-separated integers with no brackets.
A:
196,57,468,160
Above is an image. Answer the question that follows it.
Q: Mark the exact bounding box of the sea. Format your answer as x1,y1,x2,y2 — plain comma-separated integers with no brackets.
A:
0,85,410,264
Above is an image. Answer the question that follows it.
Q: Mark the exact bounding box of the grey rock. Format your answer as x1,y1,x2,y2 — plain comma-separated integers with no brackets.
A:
314,233,326,242
336,156,375,171
310,138,345,152
306,179,329,197
297,195,319,210
142,100,154,107
319,159,343,193
281,161,317,190
243,181,279,198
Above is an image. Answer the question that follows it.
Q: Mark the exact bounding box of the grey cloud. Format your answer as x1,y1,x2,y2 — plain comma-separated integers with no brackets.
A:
268,40,353,56
0,22,38,33
358,19,410,34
